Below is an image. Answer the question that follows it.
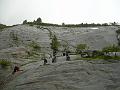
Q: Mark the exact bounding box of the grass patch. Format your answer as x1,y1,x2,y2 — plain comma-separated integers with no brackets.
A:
74,55,120,61
29,24,34,26
75,55,103,61
0,60,11,68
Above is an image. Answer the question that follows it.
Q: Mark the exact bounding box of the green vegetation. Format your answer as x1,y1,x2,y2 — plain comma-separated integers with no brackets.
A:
29,24,34,26
50,35,60,57
28,41,41,51
76,44,88,54
0,24,7,30
49,30,53,39
0,24,18,31
0,60,11,68
23,18,118,27
28,17,42,25
36,25,40,28
116,29,120,34
102,45,120,56
23,20,27,24
64,23,109,27
51,35,59,51
28,22,60,27
74,44,120,61
61,22,118,27
26,41,41,59
0,24,12,31
75,55,120,61
36,17,42,23
62,22,65,26
110,22,118,26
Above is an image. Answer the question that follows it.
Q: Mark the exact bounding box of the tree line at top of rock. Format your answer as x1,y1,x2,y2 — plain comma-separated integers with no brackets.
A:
22,17,119,27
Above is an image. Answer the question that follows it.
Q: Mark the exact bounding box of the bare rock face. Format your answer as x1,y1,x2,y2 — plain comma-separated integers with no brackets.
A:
0,25,118,51
0,25,50,50
2,60,120,90
0,25,119,90
0,25,118,61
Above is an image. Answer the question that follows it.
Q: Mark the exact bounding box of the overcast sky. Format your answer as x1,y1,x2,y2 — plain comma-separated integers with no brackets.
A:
0,0,120,25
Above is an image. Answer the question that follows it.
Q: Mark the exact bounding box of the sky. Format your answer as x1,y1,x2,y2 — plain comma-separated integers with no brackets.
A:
0,0,120,25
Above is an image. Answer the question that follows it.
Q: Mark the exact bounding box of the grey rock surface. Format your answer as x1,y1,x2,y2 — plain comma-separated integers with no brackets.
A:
0,25,118,51
1,59,120,90
0,25,120,90
0,25,118,60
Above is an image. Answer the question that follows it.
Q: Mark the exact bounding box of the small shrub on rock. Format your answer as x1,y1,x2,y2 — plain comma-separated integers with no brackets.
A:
0,60,11,68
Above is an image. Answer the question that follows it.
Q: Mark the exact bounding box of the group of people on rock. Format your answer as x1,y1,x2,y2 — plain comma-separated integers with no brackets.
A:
41,51,71,65
12,51,70,75
63,51,70,61
43,51,70,65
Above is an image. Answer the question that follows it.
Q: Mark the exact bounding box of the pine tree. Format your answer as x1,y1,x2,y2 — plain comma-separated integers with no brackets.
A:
23,20,27,24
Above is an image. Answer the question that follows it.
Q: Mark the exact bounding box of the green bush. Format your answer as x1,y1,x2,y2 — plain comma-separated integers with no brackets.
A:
50,35,60,51
116,29,120,34
29,41,41,51
0,24,7,30
113,56,120,60
26,41,41,58
29,24,34,26
37,25,40,28
76,44,88,54
36,17,42,23
0,60,11,68
103,56,112,60
23,20,27,24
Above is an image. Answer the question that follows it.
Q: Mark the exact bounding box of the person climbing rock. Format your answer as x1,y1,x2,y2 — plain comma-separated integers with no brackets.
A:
66,51,70,61
12,66,23,75
63,52,66,56
52,56,56,63
43,58,47,65
66,51,69,56
66,55,70,61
